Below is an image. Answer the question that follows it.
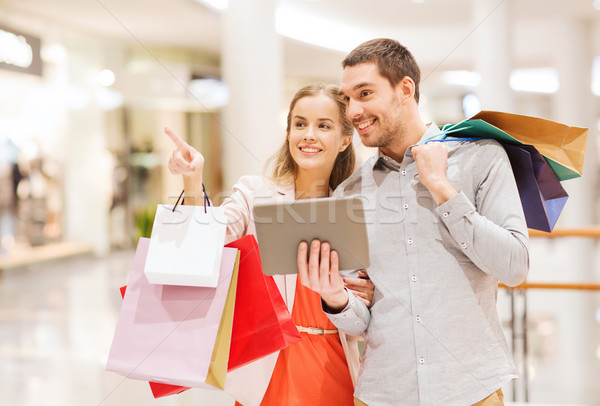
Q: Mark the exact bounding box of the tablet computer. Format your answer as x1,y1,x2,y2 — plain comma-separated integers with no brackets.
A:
252,196,370,276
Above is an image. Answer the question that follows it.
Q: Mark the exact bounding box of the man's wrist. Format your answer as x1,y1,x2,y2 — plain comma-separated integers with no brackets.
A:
426,179,458,206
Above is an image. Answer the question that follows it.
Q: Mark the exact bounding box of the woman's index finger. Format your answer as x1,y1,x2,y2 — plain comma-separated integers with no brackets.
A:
164,127,188,151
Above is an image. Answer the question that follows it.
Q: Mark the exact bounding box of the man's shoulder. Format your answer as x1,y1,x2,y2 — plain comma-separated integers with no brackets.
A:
450,138,508,162
453,137,504,152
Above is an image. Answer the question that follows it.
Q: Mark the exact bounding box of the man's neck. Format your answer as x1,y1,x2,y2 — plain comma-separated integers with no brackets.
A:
380,115,428,163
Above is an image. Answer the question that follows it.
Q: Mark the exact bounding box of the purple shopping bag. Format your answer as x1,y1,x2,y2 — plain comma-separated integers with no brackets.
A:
503,143,568,232
106,237,238,388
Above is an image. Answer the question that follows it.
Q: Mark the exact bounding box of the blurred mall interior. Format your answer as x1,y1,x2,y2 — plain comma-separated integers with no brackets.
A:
0,0,599,405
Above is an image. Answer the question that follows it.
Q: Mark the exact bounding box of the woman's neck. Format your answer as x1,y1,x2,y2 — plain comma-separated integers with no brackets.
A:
294,171,330,199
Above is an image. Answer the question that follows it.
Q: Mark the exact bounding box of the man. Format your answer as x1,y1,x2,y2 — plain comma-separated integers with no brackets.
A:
297,38,529,406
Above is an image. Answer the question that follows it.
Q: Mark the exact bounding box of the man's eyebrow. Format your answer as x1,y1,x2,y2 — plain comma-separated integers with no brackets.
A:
339,82,372,96
353,82,371,91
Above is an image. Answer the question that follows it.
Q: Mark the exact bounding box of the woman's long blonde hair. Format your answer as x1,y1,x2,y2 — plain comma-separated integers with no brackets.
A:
266,83,355,190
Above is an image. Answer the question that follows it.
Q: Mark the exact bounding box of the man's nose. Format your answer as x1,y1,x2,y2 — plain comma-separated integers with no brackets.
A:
346,100,363,120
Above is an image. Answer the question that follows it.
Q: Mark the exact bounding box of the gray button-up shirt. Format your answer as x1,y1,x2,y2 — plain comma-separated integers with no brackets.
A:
328,124,529,406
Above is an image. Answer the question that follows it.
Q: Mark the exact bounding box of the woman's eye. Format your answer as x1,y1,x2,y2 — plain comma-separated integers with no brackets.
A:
319,124,331,130
295,122,306,128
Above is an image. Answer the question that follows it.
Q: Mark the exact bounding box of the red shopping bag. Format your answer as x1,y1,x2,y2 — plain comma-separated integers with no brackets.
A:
119,286,191,399
149,382,190,398
225,235,301,371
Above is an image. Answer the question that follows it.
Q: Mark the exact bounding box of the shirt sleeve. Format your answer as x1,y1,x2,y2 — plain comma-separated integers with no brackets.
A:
322,289,371,336
436,142,529,286
220,175,264,243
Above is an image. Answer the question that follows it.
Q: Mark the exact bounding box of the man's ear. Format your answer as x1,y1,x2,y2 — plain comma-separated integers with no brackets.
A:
396,76,416,102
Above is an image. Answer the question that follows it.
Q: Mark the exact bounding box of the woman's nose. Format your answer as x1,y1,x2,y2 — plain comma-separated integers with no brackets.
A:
303,126,316,140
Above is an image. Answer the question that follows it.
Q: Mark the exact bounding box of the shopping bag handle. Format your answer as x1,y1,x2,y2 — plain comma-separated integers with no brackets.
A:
426,136,486,144
172,184,211,213
423,123,487,145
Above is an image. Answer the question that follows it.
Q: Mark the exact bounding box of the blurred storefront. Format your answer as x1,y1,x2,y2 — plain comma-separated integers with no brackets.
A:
0,20,225,267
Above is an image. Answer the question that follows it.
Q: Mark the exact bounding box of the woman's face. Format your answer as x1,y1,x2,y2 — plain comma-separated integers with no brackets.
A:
288,94,351,176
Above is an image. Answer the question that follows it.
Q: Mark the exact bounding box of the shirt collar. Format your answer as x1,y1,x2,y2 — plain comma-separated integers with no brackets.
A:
372,122,441,171
417,122,444,144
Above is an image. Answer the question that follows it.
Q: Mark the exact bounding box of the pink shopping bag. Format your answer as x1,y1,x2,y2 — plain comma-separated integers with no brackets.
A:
118,287,192,398
106,237,238,388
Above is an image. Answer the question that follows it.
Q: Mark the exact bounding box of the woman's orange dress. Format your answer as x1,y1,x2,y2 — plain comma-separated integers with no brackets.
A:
235,276,355,406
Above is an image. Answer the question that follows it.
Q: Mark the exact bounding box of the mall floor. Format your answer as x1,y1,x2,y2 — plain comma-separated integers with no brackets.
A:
0,249,235,406
0,249,587,406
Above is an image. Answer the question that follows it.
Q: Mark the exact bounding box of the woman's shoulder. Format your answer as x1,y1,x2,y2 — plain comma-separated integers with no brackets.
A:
234,175,268,190
234,175,293,195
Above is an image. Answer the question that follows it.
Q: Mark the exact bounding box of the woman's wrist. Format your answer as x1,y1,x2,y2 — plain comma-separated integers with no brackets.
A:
322,289,349,313
182,172,204,205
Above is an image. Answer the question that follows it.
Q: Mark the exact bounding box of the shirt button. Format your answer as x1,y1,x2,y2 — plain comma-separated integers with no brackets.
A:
411,275,417,282
442,212,449,217
461,243,467,249
407,238,413,245
403,204,409,210
416,315,421,322
419,357,425,365
401,170,407,176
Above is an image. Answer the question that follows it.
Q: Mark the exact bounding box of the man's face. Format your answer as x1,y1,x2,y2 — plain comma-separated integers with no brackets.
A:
339,62,404,149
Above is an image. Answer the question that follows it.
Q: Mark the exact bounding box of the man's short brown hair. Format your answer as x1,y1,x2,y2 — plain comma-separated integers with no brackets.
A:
342,38,421,103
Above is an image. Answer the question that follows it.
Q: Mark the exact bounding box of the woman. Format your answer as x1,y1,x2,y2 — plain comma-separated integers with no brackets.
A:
166,83,374,406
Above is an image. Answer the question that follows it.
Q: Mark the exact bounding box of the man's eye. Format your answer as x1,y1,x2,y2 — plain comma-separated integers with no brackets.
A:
361,90,371,97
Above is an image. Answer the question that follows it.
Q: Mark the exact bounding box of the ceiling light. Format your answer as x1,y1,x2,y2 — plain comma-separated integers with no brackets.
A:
0,28,34,69
96,88,123,110
592,56,600,96
441,70,481,88
40,43,66,64
510,68,559,94
275,7,374,53
462,94,481,117
196,0,228,11
97,69,116,87
193,1,381,54
187,78,229,109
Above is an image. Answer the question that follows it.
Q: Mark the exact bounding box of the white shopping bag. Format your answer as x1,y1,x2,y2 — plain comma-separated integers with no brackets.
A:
144,204,227,287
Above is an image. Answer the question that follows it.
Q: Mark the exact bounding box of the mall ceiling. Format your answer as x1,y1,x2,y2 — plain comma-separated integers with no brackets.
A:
1,0,600,81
